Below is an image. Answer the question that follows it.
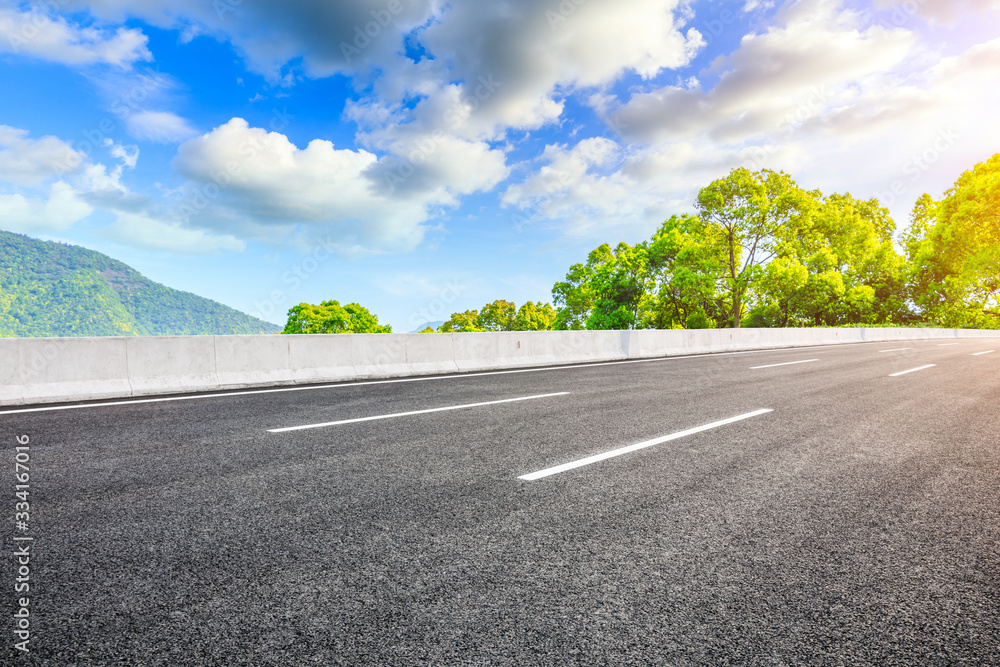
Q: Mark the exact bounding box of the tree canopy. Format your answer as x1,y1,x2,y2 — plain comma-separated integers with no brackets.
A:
281,300,392,334
550,158,1000,331
272,157,1000,339
439,300,557,332
905,154,1000,328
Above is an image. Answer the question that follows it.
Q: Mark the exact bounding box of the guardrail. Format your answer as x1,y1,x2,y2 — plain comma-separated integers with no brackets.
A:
2,328,998,406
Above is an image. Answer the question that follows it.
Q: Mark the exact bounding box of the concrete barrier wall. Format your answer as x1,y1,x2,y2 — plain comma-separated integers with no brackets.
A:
126,336,218,395
18,337,131,404
2,327,998,406
0,339,22,405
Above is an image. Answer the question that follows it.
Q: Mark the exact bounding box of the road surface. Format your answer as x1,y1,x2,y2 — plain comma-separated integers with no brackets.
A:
3,340,999,664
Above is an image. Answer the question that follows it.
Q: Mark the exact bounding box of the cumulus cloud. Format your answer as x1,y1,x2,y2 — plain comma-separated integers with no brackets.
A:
409,0,704,136
38,0,708,251
99,213,245,254
16,0,1000,254
171,118,440,253
0,5,150,67
502,0,1000,237
501,137,678,238
73,0,702,93
0,125,238,253
0,126,85,186
125,111,198,143
610,0,915,145
0,125,141,194
70,0,704,184
68,0,434,79
0,182,93,233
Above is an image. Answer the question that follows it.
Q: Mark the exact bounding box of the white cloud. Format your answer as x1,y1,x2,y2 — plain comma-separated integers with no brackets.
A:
503,0,1000,239
69,0,704,177
0,6,150,67
46,0,707,246
0,126,156,237
610,0,916,145
108,142,139,168
872,0,1000,24
125,111,198,143
70,0,434,78
99,213,245,254
501,137,679,239
170,118,441,253
0,181,93,233
75,0,703,96
0,126,88,186
16,0,1000,256
410,0,704,136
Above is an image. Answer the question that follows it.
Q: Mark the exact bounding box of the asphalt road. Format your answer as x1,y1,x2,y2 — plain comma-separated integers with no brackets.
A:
3,339,1000,665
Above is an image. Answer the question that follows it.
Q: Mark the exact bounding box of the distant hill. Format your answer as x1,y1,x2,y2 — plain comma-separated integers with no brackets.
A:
0,230,280,337
410,321,444,332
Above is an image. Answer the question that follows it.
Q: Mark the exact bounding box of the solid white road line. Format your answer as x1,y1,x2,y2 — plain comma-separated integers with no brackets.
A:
879,348,913,352
972,350,995,356
889,365,936,377
938,343,960,346
268,392,569,433
518,408,773,481
750,359,818,369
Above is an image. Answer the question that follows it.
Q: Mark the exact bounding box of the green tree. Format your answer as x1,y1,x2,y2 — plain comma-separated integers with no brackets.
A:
585,242,649,330
645,214,728,329
343,303,392,333
478,299,517,331
906,154,1000,327
552,243,650,330
281,300,391,334
750,193,907,327
514,301,557,330
552,246,610,329
439,310,483,332
439,300,557,332
696,168,815,327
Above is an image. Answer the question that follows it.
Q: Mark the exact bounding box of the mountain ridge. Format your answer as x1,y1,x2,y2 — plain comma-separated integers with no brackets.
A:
0,229,279,337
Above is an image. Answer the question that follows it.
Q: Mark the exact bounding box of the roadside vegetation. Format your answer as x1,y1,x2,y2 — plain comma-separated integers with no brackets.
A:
281,153,1000,334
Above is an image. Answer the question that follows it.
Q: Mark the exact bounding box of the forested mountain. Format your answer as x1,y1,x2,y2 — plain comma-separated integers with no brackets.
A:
0,230,279,337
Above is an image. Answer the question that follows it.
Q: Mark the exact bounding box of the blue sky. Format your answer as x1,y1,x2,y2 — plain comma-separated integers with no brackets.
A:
2,0,999,331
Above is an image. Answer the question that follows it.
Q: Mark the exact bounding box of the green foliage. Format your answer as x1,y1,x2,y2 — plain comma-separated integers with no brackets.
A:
550,164,950,331
0,229,279,337
552,253,599,330
440,299,557,332
696,167,817,327
645,214,728,329
751,192,909,326
585,243,648,330
479,299,517,331
281,300,391,334
552,243,649,330
514,301,557,331
439,309,484,332
684,310,715,329
905,154,1000,328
